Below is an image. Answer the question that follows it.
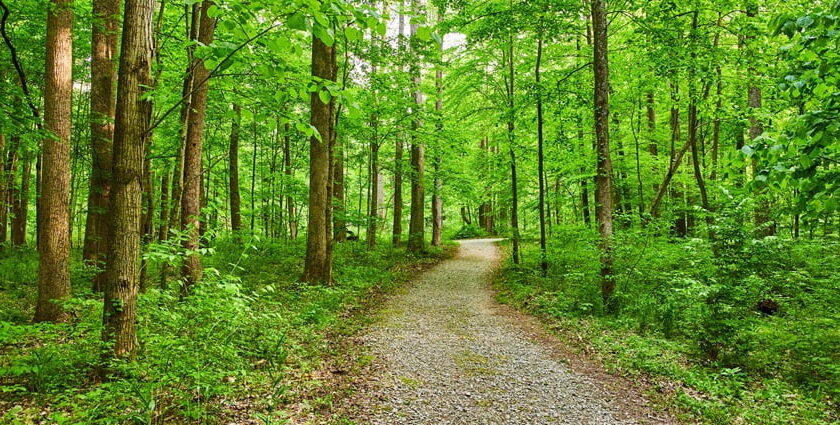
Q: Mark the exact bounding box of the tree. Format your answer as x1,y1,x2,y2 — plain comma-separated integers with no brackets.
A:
34,0,73,323
407,0,426,253
591,0,615,312
102,0,154,359
303,32,337,284
535,32,547,275
229,104,242,234
180,0,216,294
84,0,119,292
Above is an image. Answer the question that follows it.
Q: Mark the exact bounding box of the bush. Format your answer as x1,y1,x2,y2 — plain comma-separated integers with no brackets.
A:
451,224,487,239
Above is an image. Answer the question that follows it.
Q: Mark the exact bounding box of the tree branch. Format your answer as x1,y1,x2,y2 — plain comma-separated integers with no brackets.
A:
0,0,41,125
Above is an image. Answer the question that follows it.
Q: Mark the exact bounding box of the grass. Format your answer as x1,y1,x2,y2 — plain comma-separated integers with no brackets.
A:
0,236,455,424
493,231,840,425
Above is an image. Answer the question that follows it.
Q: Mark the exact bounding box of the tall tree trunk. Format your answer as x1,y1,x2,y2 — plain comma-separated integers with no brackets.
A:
229,104,242,233
35,0,73,323
392,4,406,247
367,114,380,249
591,0,615,313
84,0,119,292
646,91,657,155
407,0,425,253
687,12,713,239
392,140,404,247
157,165,170,241
506,27,520,265
11,149,29,246
303,34,336,283
0,134,7,245
102,0,153,359
710,66,721,181
478,137,494,233
283,123,297,239
333,134,346,242
138,139,153,290
431,29,444,247
535,35,547,275
250,121,257,233
180,0,216,294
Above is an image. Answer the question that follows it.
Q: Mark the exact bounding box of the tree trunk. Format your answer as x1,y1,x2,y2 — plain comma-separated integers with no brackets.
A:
367,114,380,249
229,104,242,233
302,34,336,284
11,149,29,246
0,134,7,245
431,35,444,247
591,0,615,313
102,0,153,359
506,31,520,265
84,0,119,292
283,122,297,239
710,66,721,181
646,91,657,155
35,0,73,323
333,133,346,242
180,0,216,294
392,5,406,247
157,166,170,240
536,35,547,275
392,139,404,246
687,12,713,239
407,0,425,253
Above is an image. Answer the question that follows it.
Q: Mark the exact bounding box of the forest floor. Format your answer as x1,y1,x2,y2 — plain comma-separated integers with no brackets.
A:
343,239,675,424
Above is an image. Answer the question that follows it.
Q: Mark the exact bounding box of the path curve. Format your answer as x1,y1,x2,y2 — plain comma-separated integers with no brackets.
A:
357,239,650,424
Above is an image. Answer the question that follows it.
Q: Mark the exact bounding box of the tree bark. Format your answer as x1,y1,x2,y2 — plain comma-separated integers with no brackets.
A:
591,0,615,312
333,133,346,242
0,134,7,245
11,148,29,246
407,0,425,253
35,0,73,323
229,104,242,233
431,29,444,247
367,114,380,249
283,122,297,239
303,34,336,283
180,0,216,294
102,0,153,359
84,0,119,292
646,91,657,155
506,29,520,265
157,165,170,241
536,35,547,275
687,12,713,238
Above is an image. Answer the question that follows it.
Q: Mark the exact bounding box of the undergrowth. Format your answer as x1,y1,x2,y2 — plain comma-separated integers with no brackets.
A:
0,237,450,424
494,225,839,425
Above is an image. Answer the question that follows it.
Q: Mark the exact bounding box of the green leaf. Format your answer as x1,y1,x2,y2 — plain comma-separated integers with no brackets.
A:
416,26,432,42
318,90,332,104
288,13,307,31
206,5,222,18
314,25,335,47
796,15,815,28
741,145,754,156
345,26,362,42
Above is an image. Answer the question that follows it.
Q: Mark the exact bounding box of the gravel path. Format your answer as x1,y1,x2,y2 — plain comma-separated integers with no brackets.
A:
358,239,640,425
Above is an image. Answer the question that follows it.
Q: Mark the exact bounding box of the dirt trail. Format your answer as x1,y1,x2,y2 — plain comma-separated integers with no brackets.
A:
355,239,671,425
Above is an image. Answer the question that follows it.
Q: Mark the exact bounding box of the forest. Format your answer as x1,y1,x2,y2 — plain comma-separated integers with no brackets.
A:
0,0,838,423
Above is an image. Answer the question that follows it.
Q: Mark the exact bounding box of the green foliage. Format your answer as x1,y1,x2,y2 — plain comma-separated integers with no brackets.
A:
450,224,487,239
0,239,449,423
495,223,839,423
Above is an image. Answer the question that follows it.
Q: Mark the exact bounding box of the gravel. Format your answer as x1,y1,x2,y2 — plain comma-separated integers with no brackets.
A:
357,239,638,425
